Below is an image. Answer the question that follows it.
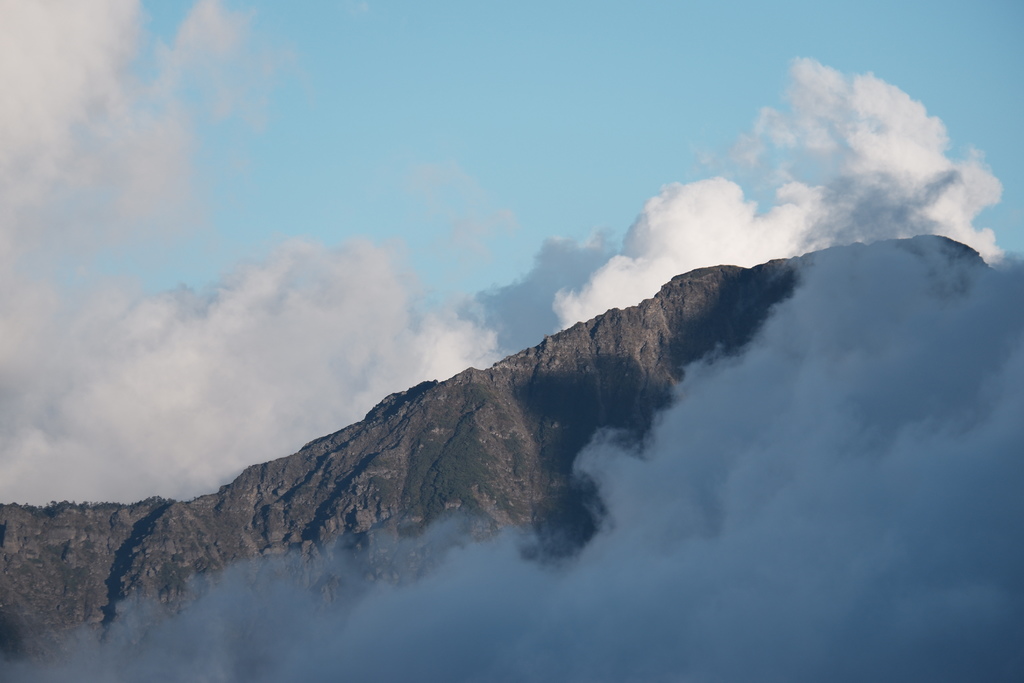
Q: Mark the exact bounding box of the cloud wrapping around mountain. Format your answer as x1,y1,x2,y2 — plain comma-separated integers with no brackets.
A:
555,59,1003,327
2,6,1019,678
14,239,1023,682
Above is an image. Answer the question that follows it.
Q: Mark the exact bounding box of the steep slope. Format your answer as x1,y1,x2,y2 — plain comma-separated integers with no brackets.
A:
0,236,981,657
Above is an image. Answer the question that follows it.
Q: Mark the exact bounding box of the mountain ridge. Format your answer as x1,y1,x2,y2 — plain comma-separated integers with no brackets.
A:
0,235,984,658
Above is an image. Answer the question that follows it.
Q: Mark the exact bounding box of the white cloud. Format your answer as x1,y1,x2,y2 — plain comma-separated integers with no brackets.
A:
0,239,497,504
0,0,169,260
0,0,282,269
555,59,1003,327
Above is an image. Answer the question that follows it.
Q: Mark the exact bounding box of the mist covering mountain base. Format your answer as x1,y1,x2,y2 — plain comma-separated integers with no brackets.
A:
3,236,1023,681
0,246,797,654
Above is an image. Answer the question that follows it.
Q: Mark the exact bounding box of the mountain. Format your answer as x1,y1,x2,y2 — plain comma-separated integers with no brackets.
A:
0,236,983,659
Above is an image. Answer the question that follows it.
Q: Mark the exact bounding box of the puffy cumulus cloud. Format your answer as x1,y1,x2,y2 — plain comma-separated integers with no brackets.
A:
12,239,1023,682
0,239,498,505
0,0,163,260
555,59,1003,327
0,0,272,263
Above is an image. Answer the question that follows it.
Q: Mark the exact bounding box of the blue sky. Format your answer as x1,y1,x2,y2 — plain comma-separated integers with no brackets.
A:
134,0,1024,296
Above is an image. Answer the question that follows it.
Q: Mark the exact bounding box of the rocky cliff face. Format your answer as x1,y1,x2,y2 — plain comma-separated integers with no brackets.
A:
9,240,933,658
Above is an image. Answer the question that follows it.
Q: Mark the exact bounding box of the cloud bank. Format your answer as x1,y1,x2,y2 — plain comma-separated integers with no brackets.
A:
12,239,1023,682
555,59,1003,327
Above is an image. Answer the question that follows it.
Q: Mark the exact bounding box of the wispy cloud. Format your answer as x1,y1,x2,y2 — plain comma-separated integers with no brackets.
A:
409,160,519,262
344,1,370,17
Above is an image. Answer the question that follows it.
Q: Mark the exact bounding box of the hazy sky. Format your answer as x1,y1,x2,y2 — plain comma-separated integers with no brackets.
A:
0,0,1021,505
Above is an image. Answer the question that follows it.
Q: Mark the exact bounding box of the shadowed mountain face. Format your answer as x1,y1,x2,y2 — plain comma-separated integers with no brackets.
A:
0,237,983,658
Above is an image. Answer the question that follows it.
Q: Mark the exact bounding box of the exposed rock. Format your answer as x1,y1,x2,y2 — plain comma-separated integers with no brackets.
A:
0,236,983,657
